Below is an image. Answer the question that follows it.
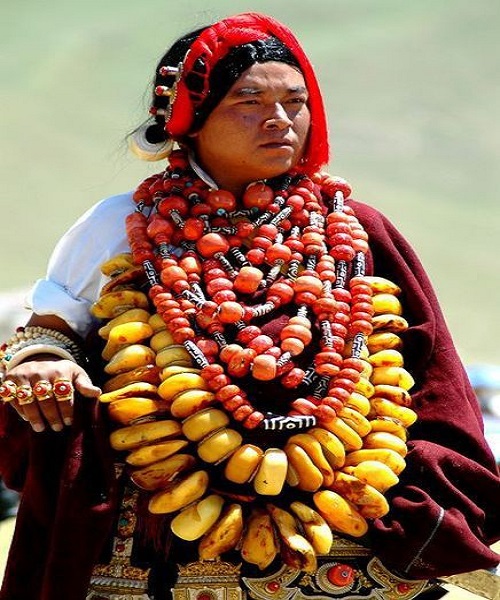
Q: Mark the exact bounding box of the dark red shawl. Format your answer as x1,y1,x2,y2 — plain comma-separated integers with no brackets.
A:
0,200,498,599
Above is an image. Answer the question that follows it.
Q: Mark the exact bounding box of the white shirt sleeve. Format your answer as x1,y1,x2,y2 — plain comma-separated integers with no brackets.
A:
27,192,136,338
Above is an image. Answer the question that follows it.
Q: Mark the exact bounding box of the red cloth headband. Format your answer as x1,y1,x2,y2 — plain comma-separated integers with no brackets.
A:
166,12,330,175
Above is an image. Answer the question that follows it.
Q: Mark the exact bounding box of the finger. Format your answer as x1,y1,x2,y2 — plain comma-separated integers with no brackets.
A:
0,381,29,423
14,385,46,432
52,379,75,426
73,372,101,398
33,381,65,432
0,380,17,403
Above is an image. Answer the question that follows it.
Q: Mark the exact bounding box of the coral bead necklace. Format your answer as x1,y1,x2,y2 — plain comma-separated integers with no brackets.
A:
126,149,374,433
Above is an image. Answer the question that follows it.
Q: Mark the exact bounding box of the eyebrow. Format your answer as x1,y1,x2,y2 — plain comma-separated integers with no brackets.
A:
230,85,308,97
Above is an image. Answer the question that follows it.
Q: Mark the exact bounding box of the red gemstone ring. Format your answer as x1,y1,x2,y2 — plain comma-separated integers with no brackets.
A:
0,381,17,402
53,379,74,402
16,384,34,405
33,380,53,401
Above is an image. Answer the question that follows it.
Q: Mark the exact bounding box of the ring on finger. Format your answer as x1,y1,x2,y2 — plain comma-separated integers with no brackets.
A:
16,384,35,405
0,381,17,403
33,380,53,402
53,379,73,402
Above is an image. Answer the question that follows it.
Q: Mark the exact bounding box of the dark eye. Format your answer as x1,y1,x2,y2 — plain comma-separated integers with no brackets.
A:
288,97,307,105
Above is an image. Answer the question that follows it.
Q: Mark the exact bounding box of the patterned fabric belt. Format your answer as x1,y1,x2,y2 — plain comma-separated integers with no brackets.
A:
86,478,437,600
171,548,435,600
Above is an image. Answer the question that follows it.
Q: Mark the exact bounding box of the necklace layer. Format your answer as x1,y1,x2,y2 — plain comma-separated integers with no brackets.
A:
126,149,374,433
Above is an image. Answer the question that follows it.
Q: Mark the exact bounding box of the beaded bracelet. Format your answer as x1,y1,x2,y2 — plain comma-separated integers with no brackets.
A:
1,326,87,373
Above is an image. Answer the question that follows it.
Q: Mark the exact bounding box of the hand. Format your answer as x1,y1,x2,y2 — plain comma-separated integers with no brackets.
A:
0,358,101,433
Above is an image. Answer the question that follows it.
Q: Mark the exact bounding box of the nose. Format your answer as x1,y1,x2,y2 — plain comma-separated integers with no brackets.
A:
263,103,293,130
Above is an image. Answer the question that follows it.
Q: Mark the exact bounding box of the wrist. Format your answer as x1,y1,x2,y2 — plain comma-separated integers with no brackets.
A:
1,327,87,375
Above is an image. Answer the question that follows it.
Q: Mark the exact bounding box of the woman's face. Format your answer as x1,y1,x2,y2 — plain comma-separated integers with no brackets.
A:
191,61,311,195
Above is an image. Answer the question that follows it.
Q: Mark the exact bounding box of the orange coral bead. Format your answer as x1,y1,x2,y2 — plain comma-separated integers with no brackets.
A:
204,268,226,282
286,194,305,211
219,344,244,363
218,301,244,324
315,363,340,377
216,384,241,402
252,354,277,381
349,319,373,335
294,291,319,306
243,182,274,209
280,324,312,345
196,338,219,357
302,232,323,246
213,290,237,304
206,189,236,212
183,217,205,241
280,337,305,356
246,248,265,265
293,275,323,297
168,317,191,330
288,315,311,329
207,374,231,391
227,349,256,378
265,244,292,264
196,233,230,258
160,265,187,286
281,368,306,389
172,327,195,343
222,394,247,412
312,297,337,316
247,335,274,353
257,224,278,240
314,404,337,422
243,411,265,429
318,269,336,283
179,254,202,275
330,244,356,262
201,364,224,379
233,266,263,294
157,195,189,218
252,236,273,251
268,282,294,305
316,350,342,367
236,326,261,344
290,397,317,415
353,239,369,253
206,277,232,296
326,211,350,225
233,404,254,422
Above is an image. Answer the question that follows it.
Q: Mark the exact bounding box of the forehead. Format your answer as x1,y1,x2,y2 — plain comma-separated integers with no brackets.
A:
226,61,307,95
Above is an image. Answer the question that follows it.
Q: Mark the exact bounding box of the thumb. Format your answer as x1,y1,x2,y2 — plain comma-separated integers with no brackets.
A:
73,371,102,398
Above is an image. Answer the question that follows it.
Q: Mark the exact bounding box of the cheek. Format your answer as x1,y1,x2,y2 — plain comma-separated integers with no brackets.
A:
295,112,311,146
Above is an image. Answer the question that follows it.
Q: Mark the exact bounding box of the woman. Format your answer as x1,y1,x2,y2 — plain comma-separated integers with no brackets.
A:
0,13,498,600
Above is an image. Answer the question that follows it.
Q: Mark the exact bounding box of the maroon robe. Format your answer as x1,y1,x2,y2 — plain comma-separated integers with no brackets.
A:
0,199,498,599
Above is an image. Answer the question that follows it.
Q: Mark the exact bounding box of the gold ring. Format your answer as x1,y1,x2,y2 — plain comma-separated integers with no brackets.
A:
16,384,34,405
53,379,73,402
0,381,17,402
33,380,53,401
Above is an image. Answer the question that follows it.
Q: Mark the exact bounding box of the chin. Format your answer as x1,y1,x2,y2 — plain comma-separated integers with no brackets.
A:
258,158,298,180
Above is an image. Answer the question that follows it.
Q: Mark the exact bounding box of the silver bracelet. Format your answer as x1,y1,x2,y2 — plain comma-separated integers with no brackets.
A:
1,326,87,373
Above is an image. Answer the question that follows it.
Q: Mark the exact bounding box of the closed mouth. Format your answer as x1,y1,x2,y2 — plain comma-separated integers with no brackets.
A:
260,140,294,149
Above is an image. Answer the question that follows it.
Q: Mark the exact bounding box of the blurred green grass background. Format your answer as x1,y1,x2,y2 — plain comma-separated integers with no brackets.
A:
1,0,499,364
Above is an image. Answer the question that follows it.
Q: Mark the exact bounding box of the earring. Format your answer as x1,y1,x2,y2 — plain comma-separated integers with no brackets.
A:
129,122,174,162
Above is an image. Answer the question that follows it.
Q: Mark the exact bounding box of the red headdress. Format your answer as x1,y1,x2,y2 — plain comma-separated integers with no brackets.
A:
165,12,330,175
